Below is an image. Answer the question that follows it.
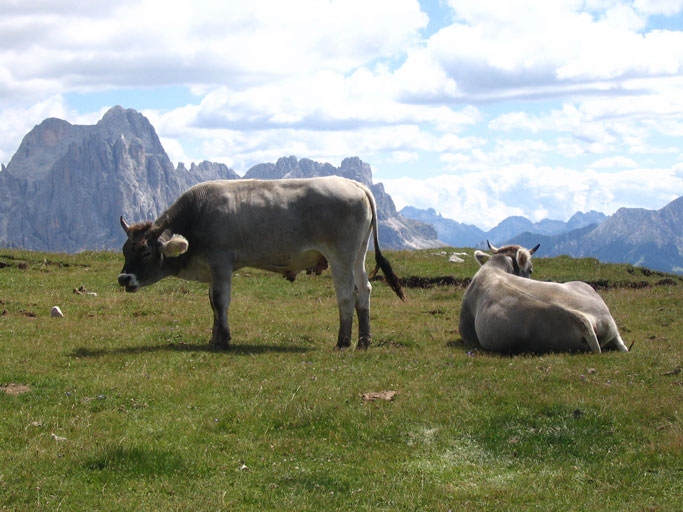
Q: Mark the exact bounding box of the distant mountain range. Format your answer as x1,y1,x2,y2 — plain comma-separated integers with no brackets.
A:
0,106,439,252
401,201,682,274
508,197,683,274
400,207,607,247
1,106,679,273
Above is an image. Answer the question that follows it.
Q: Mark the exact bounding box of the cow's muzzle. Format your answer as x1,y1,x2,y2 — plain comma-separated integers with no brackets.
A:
118,273,139,293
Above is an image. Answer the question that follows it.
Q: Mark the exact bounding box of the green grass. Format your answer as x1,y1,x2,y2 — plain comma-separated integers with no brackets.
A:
0,249,681,511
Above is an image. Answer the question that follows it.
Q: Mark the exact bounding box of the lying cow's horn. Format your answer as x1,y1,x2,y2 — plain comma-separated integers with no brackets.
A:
120,216,131,234
487,240,499,253
529,243,540,255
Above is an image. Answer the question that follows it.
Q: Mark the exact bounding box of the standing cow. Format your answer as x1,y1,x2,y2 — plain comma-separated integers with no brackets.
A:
459,243,629,354
118,176,404,349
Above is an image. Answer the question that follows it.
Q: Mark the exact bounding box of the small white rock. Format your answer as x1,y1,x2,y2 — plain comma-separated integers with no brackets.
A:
448,254,464,263
50,306,64,318
51,433,67,442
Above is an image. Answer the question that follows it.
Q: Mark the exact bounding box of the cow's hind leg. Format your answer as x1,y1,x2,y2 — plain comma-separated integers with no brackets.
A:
331,262,356,349
209,267,233,349
354,243,373,349
602,324,629,352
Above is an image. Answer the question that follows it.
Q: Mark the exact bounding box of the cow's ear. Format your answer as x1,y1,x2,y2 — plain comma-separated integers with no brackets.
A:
160,234,189,258
474,250,489,266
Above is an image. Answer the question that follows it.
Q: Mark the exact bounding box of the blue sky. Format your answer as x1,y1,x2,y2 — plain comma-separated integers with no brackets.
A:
1,0,682,229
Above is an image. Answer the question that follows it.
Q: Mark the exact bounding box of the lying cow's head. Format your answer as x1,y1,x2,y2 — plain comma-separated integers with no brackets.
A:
476,241,540,278
118,216,189,292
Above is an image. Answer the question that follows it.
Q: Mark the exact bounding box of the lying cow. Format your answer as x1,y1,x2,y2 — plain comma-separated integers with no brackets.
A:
118,176,404,349
459,243,629,354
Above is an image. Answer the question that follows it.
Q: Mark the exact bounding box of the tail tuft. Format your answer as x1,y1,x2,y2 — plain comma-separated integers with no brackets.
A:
375,252,405,301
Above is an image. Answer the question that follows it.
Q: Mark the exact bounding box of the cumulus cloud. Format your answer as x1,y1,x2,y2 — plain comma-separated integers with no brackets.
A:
591,156,639,168
0,0,427,102
391,0,683,102
384,165,683,229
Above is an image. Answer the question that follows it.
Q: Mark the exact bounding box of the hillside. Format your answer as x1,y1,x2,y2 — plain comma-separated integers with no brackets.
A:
508,197,683,274
0,107,439,252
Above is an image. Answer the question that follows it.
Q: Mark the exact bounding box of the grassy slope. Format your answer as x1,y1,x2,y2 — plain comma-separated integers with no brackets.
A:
0,249,680,511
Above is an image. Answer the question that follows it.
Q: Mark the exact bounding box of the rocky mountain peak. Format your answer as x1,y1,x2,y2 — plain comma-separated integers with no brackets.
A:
340,157,373,186
5,117,89,182
96,106,165,155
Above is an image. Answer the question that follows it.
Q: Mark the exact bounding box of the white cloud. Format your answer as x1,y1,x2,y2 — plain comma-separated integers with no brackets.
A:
591,156,639,168
385,164,683,229
634,0,683,15
393,0,683,102
389,151,420,165
0,0,427,101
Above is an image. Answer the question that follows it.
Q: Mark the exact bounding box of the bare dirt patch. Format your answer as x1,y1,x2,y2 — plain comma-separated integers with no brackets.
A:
372,275,471,289
1,383,32,396
378,274,680,291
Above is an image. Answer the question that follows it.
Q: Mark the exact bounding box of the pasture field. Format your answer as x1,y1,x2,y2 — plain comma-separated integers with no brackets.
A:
0,248,681,511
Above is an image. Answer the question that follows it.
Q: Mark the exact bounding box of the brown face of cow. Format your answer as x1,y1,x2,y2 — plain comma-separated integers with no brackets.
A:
118,221,165,292
118,216,190,292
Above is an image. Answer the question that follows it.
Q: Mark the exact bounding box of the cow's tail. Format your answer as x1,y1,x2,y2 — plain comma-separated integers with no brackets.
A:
365,187,405,301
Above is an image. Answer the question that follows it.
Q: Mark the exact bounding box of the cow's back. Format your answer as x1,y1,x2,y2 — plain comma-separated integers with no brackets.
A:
168,176,373,271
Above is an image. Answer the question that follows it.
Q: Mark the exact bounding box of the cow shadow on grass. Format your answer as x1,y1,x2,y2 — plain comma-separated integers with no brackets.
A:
71,341,312,359
445,337,628,356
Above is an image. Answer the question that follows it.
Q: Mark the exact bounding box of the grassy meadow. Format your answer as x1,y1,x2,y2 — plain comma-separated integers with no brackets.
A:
0,248,681,511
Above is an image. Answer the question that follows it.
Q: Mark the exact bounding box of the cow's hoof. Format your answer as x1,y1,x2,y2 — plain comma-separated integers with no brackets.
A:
210,337,231,350
357,337,371,349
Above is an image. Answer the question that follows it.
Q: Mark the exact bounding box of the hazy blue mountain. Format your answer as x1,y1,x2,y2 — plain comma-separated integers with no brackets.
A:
402,202,680,273
399,207,485,247
507,197,682,274
566,210,607,231
400,206,607,247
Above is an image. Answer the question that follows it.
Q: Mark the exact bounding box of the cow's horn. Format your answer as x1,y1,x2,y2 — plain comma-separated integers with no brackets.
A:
150,216,169,237
487,240,499,253
120,216,131,234
529,243,540,255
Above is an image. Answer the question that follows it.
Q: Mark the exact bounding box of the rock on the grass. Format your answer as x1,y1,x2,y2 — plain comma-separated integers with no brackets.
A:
50,306,64,318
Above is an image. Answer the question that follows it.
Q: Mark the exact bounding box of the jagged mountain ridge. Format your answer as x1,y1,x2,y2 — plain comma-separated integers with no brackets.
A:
0,106,439,252
400,206,607,247
0,107,239,251
401,202,681,274
508,197,683,274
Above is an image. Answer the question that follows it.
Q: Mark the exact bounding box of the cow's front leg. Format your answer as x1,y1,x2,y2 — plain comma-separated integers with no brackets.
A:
209,271,232,348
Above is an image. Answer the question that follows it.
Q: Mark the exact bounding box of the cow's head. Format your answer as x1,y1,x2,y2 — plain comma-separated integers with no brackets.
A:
118,216,189,292
477,241,540,278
